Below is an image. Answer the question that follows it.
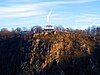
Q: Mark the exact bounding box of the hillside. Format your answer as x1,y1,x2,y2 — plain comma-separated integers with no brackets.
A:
0,31,100,75
20,31,96,75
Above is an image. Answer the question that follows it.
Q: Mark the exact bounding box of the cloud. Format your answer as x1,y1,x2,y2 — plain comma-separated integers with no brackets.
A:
0,4,45,18
0,0,98,18
46,9,53,23
71,14,100,29
75,14,100,24
0,5,39,13
5,0,99,4
49,13,100,29
61,0,96,3
0,11,46,18
31,0,98,6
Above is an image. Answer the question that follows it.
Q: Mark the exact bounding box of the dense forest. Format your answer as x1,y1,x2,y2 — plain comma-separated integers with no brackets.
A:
0,26,100,75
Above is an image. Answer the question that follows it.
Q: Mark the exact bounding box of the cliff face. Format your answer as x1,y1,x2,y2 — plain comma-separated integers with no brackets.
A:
20,31,96,75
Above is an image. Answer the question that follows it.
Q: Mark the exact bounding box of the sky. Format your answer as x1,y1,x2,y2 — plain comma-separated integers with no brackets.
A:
0,0,100,30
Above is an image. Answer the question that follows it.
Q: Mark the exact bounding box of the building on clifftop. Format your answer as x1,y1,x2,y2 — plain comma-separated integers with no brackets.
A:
43,25,54,32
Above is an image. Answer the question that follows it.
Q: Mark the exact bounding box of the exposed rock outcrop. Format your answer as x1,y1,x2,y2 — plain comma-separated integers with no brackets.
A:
20,31,96,75
0,31,99,75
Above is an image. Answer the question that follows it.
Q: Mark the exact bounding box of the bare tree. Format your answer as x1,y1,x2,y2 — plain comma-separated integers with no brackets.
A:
54,25,65,32
15,27,22,33
31,26,42,33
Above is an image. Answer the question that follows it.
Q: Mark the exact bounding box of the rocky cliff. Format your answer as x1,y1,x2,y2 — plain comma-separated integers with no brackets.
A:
0,31,99,75
20,31,98,75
